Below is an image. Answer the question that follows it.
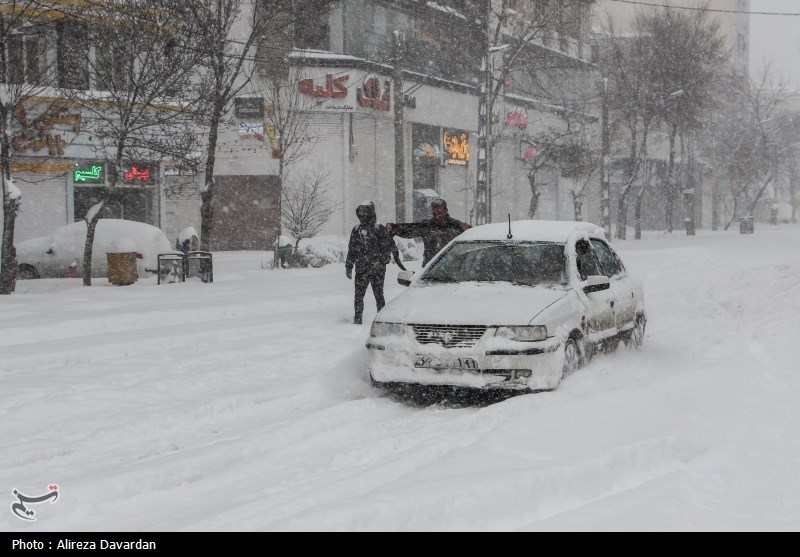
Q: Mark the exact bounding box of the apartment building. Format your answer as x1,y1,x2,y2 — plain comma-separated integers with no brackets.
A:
594,0,749,76
2,0,197,246
592,0,751,231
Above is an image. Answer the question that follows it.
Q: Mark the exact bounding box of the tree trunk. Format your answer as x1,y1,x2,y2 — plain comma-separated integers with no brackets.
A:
527,172,540,219
571,191,582,222
82,209,103,286
200,187,213,252
634,193,643,240
1,196,19,294
200,107,222,252
723,195,739,231
273,157,284,270
664,125,678,233
711,177,720,231
616,194,629,240
748,173,774,217
616,158,642,241
1,105,18,295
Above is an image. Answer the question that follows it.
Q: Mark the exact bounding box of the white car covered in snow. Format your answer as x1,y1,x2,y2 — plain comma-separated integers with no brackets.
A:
15,219,171,279
367,220,646,393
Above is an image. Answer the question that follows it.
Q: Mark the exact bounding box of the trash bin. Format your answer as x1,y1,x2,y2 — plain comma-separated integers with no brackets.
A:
739,216,754,234
186,251,213,283
176,226,199,255
107,252,138,286
157,252,186,284
279,244,293,268
684,218,695,236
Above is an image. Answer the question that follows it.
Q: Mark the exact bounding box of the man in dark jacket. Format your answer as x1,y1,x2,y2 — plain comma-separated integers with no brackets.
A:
345,201,405,325
387,198,471,267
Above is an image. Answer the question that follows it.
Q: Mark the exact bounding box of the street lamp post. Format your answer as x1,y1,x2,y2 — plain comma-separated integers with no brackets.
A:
601,78,611,239
392,30,406,223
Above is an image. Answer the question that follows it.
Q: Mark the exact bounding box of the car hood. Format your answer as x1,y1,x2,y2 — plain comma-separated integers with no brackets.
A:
377,282,569,326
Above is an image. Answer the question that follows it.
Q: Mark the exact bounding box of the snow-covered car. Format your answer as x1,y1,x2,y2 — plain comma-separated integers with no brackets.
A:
15,219,171,279
367,220,646,393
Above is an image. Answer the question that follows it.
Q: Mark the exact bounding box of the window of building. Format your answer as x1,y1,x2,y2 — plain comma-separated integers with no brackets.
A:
293,0,330,50
73,186,155,224
590,44,600,64
57,22,89,89
95,34,131,91
373,4,388,35
567,0,582,40
6,33,43,85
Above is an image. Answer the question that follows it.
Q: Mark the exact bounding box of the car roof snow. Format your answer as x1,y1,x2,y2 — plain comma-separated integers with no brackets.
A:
457,220,606,244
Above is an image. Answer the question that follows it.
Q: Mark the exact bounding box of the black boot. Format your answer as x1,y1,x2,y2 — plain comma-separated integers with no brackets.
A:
353,316,362,325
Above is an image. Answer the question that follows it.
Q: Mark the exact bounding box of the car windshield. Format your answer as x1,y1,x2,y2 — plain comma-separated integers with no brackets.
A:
420,241,566,285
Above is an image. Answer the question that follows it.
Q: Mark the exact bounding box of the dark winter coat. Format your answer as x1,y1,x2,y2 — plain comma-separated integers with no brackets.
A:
390,216,468,266
345,204,396,275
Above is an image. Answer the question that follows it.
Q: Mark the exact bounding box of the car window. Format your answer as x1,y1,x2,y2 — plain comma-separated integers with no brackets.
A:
421,241,565,285
589,239,624,277
575,239,603,280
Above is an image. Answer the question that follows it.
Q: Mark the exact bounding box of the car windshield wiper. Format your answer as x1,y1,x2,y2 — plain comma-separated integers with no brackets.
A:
421,275,457,283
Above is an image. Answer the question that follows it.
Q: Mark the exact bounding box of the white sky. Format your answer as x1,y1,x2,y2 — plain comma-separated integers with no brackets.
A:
2,222,800,532
749,0,800,90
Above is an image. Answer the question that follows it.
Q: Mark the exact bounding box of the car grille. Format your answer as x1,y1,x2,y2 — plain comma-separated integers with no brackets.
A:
412,324,487,348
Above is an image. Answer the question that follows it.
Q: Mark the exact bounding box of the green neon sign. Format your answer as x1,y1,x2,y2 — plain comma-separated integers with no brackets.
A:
74,165,104,184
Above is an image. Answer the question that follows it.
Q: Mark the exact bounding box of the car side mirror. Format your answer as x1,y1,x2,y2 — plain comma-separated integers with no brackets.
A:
397,270,415,287
583,274,610,293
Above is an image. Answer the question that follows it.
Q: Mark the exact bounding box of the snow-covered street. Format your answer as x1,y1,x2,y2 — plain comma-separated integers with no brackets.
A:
2,224,800,531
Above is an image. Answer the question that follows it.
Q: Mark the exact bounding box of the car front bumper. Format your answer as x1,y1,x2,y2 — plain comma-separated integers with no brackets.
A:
367,333,563,391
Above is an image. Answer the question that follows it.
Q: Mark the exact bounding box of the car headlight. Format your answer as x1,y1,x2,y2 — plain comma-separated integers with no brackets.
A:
494,325,547,342
370,322,405,337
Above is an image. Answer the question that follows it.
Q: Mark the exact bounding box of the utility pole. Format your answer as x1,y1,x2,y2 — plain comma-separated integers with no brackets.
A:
601,77,611,239
392,30,405,223
685,130,696,235
475,1,492,225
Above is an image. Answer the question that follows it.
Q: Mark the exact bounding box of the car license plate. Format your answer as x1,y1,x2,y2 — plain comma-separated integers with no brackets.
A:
414,355,478,371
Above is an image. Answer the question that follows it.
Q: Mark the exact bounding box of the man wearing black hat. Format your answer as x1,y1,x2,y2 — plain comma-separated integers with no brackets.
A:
345,201,405,325
386,198,471,267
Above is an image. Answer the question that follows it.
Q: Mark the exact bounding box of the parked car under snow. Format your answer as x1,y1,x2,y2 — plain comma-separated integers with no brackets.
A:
367,220,646,394
15,219,171,279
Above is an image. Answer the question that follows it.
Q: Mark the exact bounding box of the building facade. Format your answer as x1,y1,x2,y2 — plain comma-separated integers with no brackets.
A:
228,0,601,248
5,0,600,250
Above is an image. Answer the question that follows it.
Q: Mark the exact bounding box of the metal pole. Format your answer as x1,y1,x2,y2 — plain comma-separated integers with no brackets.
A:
392,31,406,223
475,2,492,225
601,77,611,238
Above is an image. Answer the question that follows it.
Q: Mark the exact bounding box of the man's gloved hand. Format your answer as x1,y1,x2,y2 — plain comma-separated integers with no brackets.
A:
460,222,472,232
346,268,352,279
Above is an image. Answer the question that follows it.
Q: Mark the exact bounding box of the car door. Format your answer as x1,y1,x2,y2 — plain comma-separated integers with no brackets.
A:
574,239,616,340
590,239,636,333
